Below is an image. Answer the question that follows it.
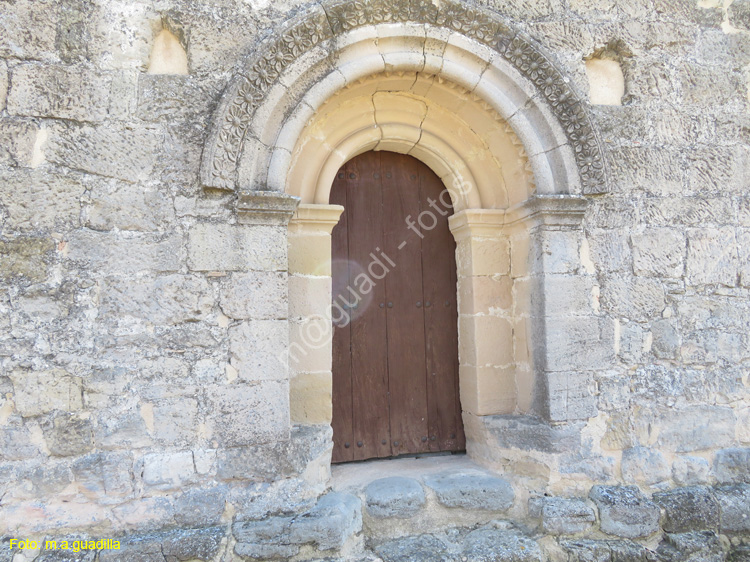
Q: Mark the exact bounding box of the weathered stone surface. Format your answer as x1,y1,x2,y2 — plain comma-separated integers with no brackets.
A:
0,60,7,111
631,229,685,278
188,223,287,272
672,456,711,486
207,382,289,447
112,496,176,532
462,528,542,561
729,0,750,31
634,405,736,453
0,168,84,230
85,182,175,232
139,451,197,492
174,486,226,527
100,275,214,326
481,415,582,454
589,485,660,539
653,486,719,533
656,531,725,562
620,446,670,486
0,237,55,283
7,64,112,122
220,271,287,320
529,497,596,535
651,319,681,360
424,471,514,511
374,534,455,562
543,371,598,422
10,369,83,417
234,491,361,555
46,124,161,182
65,230,182,274
0,0,57,60
715,485,750,533
229,320,289,381
687,228,739,286
601,277,666,321
99,528,224,562
561,539,655,562
71,452,133,497
713,448,750,484
41,412,94,457
0,118,40,167
365,477,426,519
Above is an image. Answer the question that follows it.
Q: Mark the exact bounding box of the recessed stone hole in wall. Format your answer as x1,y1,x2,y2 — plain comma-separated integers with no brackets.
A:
585,44,630,106
148,28,188,75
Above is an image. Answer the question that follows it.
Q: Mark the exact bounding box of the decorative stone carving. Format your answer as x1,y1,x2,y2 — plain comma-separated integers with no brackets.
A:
201,0,608,195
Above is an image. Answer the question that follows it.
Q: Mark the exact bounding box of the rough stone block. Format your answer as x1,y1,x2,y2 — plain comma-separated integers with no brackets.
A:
589,485,660,539
562,539,655,562
188,223,287,272
462,528,542,561
641,197,735,228
100,275,213,326
423,470,514,511
482,415,582,454
10,369,83,417
85,182,175,232
46,123,161,182
365,477,426,519
0,118,39,167
207,382,289,447
229,321,289,381
7,64,112,122
730,0,750,30
112,497,176,532
714,448,750,484
632,229,685,278
0,0,57,60
620,446,670,486
71,452,133,497
715,485,750,533
0,60,7,111
140,451,196,492
656,531,724,562
672,456,711,486
221,272,288,320
601,276,666,321
174,487,227,527
529,230,580,275
289,492,362,550
0,237,55,284
0,168,84,231
635,405,736,453
65,230,182,274
687,228,739,286
540,316,616,372
151,398,199,445
544,371,598,422
374,534,451,562
95,410,152,451
41,412,94,457
587,230,632,273
530,497,596,535
137,74,219,123
653,486,719,533
651,319,681,360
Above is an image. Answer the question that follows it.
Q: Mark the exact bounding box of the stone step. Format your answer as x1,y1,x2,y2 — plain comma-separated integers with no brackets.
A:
359,469,516,540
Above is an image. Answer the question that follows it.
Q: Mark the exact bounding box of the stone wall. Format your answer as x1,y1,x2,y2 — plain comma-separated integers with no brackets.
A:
0,0,749,554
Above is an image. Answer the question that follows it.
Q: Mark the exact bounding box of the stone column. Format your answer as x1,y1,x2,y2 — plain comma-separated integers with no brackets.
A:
287,203,344,425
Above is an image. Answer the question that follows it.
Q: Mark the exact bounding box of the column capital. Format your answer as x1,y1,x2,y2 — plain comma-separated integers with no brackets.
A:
288,204,345,235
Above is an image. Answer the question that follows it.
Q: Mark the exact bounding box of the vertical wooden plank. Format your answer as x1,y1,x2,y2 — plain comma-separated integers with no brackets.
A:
381,152,430,456
418,161,465,453
347,152,392,461
330,167,353,463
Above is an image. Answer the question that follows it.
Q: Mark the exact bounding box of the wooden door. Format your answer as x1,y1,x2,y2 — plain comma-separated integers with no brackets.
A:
331,151,465,463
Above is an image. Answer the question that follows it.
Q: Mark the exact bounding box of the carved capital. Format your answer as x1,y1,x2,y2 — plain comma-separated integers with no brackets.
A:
236,191,300,225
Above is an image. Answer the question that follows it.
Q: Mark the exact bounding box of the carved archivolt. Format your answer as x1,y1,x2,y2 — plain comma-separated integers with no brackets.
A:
201,0,607,195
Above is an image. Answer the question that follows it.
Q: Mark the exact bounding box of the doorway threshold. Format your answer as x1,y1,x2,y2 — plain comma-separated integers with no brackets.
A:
331,451,491,493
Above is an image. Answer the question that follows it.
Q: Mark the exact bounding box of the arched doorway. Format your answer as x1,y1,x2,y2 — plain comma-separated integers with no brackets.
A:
330,151,465,463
